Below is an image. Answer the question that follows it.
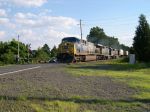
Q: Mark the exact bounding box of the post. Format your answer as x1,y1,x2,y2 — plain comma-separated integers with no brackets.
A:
129,54,136,64
27,44,31,63
79,19,83,40
17,35,20,62
28,44,29,63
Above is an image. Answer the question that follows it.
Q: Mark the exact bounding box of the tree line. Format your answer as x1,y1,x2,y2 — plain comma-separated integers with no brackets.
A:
87,14,150,62
0,39,57,65
87,26,129,50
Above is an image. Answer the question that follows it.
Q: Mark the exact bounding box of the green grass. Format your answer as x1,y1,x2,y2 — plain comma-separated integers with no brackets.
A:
0,98,147,112
31,99,144,112
67,59,150,100
0,64,14,67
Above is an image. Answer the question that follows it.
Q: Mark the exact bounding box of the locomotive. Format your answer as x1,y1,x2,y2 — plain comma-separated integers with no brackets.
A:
57,37,128,62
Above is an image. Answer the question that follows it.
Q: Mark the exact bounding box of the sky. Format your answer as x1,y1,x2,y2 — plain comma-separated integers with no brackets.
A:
0,0,150,49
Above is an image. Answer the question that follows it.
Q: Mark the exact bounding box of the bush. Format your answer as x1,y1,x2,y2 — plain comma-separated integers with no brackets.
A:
2,51,15,64
0,61,4,66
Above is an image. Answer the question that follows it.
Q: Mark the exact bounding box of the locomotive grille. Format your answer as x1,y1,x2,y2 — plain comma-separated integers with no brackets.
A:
58,42,74,54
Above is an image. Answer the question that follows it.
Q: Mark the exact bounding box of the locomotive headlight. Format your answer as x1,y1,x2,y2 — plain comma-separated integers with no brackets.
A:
64,46,68,49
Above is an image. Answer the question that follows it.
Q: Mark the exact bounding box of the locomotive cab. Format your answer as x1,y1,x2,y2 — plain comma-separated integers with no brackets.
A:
57,37,80,62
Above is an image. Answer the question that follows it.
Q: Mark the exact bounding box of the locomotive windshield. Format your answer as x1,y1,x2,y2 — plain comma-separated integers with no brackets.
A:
62,37,80,43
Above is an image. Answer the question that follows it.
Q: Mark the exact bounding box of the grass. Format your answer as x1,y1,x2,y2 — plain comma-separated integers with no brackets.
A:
67,59,150,100
31,101,78,112
0,63,16,67
65,59,150,111
30,99,145,112
0,98,147,112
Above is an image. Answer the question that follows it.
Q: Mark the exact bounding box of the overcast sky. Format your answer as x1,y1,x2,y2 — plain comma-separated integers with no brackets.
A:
0,0,150,49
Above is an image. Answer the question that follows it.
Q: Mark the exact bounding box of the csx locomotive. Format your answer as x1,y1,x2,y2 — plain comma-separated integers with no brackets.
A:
57,37,128,62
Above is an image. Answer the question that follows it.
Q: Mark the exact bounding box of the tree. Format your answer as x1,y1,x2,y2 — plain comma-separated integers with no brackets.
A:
42,44,51,56
133,14,150,62
120,44,130,51
87,26,106,44
2,50,15,64
35,48,50,61
87,26,125,49
50,46,57,57
33,44,51,62
0,39,29,64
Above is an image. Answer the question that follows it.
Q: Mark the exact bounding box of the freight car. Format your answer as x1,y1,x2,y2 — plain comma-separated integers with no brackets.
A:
57,37,128,62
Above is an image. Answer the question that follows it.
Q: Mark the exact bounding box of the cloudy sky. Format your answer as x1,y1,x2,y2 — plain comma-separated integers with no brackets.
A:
0,0,150,49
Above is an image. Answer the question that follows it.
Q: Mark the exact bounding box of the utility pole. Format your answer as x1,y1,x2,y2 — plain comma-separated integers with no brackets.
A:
27,44,31,63
17,35,20,62
79,19,83,40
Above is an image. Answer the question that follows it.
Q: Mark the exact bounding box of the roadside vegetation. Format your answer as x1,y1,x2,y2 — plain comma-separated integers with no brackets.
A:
0,39,57,65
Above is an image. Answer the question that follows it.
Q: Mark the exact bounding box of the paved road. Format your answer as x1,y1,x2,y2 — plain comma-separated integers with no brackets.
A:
0,64,61,75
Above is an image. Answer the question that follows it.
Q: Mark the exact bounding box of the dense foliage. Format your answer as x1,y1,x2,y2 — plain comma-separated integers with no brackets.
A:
50,46,57,57
0,39,29,64
87,26,129,50
133,14,150,62
0,40,57,64
33,44,57,63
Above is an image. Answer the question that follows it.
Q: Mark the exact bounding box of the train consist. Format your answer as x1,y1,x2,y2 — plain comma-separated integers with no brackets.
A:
57,37,128,62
